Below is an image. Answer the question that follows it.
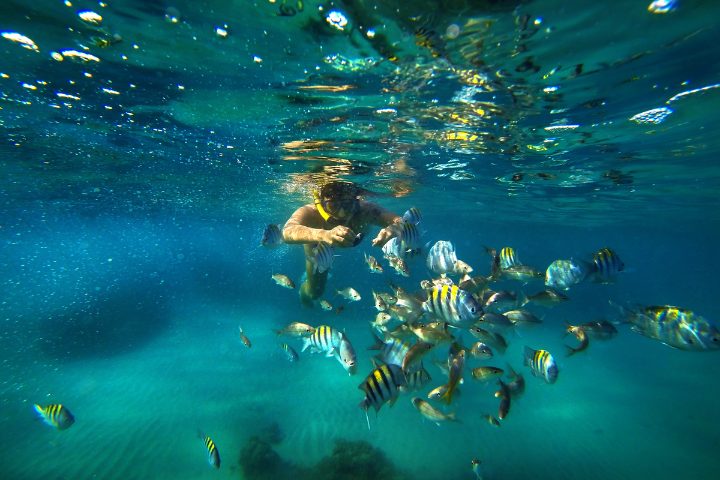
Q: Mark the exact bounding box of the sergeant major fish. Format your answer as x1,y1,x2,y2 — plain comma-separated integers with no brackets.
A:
402,207,422,225
358,363,406,428
261,224,283,247
589,247,624,283
624,305,720,351
423,285,482,326
308,242,334,273
199,432,221,469
523,346,559,383
34,403,75,430
279,343,299,362
426,240,458,275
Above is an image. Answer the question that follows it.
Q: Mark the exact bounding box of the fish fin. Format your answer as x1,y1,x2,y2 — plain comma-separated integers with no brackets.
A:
388,395,399,408
522,346,534,365
301,337,311,352
325,348,336,357
564,345,577,357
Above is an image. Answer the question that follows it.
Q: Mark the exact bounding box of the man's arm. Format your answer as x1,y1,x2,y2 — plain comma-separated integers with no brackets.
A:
283,205,357,246
282,205,329,244
361,201,403,247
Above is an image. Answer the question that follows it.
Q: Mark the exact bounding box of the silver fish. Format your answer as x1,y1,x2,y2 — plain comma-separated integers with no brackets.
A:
545,259,589,290
337,287,361,301
412,397,457,424
271,274,295,289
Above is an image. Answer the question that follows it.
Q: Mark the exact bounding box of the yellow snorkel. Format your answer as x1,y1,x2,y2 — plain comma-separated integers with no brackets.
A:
313,189,331,222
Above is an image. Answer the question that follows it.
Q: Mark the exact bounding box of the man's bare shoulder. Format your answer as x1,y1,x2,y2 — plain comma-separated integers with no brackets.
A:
290,204,324,227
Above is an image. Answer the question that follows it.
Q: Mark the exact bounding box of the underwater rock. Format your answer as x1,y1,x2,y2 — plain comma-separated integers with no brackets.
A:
238,436,297,480
309,439,409,480
256,421,285,445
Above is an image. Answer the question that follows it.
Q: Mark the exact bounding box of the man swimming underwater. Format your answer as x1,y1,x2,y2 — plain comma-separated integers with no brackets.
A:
282,181,402,306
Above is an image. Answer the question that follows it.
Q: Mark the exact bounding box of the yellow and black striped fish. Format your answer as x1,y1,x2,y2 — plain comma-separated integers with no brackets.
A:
34,403,75,430
200,433,221,469
422,284,482,326
358,363,406,418
590,247,624,282
523,346,558,384
499,247,519,270
301,324,341,355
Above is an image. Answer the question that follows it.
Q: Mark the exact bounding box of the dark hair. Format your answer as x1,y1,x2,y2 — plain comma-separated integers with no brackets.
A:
320,181,361,200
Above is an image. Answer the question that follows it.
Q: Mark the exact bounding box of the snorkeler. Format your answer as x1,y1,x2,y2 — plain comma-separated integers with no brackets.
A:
282,181,402,306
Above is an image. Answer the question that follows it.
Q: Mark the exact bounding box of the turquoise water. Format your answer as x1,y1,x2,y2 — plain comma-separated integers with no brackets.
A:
1,1,719,479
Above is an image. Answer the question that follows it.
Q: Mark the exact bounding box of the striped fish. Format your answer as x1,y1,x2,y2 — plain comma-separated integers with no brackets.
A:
625,305,720,351
308,242,334,273
422,285,482,326
398,221,422,252
590,247,624,282
523,346,558,384
279,343,299,362
301,325,342,356
426,240,458,275
34,404,75,430
368,332,410,367
402,207,422,225
358,364,406,425
404,364,432,391
261,223,283,247
200,433,221,469
499,247,519,270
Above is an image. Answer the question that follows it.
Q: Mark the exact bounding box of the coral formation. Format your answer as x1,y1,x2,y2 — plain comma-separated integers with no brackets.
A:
310,439,409,480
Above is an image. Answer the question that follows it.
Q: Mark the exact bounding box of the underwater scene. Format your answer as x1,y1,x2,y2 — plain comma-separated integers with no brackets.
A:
1,0,719,479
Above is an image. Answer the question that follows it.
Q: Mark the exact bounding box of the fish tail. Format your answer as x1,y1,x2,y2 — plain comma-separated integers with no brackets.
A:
564,344,577,357
440,384,454,405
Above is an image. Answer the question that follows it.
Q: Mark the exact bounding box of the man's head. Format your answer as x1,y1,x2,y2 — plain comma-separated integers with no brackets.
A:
315,181,361,221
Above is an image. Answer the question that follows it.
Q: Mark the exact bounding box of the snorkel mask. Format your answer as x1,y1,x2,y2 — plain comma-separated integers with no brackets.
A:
313,182,360,222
